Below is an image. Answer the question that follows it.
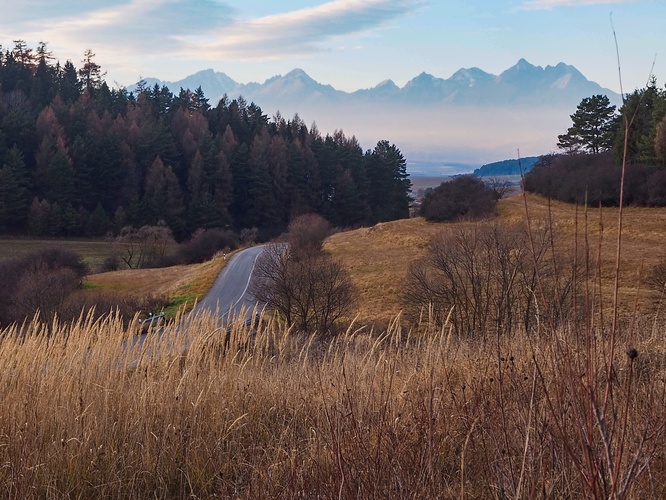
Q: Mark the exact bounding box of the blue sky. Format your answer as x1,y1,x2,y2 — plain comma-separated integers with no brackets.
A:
0,0,662,94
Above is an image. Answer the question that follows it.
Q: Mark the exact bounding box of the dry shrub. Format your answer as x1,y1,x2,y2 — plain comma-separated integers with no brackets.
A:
250,243,355,336
0,247,88,325
287,213,331,257
404,221,584,339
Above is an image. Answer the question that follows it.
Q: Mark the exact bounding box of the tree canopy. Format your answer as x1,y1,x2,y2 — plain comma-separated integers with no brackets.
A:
557,94,618,154
526,81,666,206
0,40,412,240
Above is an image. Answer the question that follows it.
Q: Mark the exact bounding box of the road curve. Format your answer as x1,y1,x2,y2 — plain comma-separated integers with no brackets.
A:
118,245,266,365
190,245,266,322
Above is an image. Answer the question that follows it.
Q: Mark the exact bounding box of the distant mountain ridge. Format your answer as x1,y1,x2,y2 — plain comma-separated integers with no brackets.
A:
131,59,621,173
134,59,620,109
474,156,541,177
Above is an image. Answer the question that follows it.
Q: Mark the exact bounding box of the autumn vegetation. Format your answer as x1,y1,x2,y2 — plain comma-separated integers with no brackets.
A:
0,41,411,242
525,83,666,206
4,40,666,498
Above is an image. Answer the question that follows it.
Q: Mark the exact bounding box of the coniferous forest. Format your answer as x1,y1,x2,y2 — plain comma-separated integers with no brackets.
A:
0,41,412,240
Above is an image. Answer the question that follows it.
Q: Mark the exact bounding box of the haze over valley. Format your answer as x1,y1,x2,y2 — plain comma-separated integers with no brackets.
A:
134,59,621,174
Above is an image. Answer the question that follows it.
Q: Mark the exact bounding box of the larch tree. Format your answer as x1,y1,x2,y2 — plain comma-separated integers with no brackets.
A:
78,49,105,91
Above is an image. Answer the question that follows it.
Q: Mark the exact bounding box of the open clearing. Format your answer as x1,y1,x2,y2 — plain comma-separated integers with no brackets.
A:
0,238,115,267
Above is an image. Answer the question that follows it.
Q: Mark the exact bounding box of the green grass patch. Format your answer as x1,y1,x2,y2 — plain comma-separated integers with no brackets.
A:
163,293,197,317
81,281,104,290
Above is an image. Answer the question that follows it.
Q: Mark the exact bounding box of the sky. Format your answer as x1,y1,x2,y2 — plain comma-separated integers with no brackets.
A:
0,0,663,96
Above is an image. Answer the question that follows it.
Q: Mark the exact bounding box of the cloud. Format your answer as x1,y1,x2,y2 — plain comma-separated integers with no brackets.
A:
1,0,423,77
179,0,426,61
3,0,235,56
518,0,637,10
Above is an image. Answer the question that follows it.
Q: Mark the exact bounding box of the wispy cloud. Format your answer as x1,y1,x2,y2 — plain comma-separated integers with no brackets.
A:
518,0,637,10
180,0,426,60
2,0,235,56
1,0,423,72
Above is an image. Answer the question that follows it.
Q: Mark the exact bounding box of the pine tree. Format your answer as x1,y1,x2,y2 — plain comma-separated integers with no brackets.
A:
557,95,618,154
58,60,82,104
78,49,105,91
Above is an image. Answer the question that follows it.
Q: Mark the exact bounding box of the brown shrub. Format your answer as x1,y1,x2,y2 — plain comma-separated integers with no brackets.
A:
175,228,238,264
0,247,88,325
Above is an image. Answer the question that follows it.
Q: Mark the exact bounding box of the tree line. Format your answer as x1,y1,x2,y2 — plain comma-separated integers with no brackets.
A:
0,41,412,240
525,80,666,205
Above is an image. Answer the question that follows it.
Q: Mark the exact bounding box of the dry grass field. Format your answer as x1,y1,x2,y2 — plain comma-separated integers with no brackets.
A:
3,193,666,497
0,238,115,267
1,302,665,497
326,193,666,325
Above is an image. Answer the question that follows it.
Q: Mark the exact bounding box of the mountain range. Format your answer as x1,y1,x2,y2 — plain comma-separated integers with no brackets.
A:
132,59,621,174
135,58,619,109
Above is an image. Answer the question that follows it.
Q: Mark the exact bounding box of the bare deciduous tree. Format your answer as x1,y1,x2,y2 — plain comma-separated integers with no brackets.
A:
250,243,354,336
116,222,175,269
404,222,584,339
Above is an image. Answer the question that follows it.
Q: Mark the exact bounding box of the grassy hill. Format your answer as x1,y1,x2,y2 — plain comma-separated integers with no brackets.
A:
2,194,666,497
326,193,666,324
59,193,666,325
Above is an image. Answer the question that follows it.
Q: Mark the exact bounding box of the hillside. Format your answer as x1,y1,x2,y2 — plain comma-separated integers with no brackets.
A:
82,193,666,327
325,193,666,325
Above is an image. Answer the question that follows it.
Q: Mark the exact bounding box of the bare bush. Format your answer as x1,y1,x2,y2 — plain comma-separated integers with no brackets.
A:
287,213,331,257
486,176,513,198
404,222,583,339
116,222,175,269
0,247,88,325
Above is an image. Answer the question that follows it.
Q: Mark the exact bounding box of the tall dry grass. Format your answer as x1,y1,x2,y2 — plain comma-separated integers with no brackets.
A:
1,305,666,498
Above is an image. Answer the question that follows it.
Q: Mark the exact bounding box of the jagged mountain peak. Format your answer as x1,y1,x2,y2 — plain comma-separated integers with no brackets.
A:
375,79,398,89
283,68,310,79
129,59,620,110
450,67,493,85
409,71,438,83
498,58,542,80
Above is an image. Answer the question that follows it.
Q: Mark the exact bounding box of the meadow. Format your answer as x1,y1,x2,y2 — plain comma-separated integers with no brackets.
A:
2,193,666,497
0,238,114,267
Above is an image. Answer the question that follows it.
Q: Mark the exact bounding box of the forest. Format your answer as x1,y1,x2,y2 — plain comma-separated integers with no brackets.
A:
0,41,412,240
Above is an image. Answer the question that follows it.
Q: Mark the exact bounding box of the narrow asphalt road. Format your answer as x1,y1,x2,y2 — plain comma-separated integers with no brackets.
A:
128,245,266,358
190,244,266,322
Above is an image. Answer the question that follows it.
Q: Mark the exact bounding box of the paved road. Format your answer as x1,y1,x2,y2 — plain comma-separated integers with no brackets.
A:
129,245,266,357
190,244,266,322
